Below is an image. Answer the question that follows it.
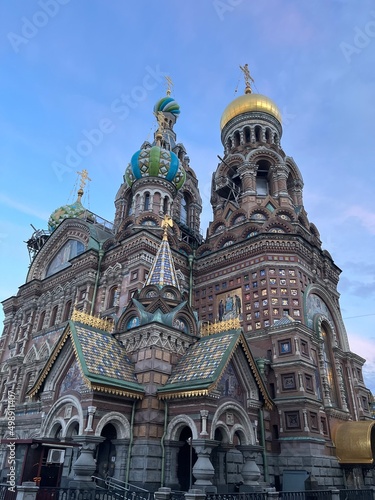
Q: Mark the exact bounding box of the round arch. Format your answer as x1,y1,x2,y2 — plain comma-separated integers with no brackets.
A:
210,401,255,445
41,395,84,438
95,411,131,439
165,414,199,441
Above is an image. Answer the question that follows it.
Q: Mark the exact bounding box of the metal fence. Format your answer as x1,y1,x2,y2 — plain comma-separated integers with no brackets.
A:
339,490,373,500
36,487,151,500
0,485,16,500
280,492,334,500
207,493,267,500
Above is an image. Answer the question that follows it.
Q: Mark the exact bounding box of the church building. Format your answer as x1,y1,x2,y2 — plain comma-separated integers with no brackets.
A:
0,69,374,493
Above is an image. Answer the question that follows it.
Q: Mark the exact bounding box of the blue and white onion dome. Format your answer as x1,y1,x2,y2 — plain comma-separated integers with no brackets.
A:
153,96,180,117
48,189,86,232
125,145,186,190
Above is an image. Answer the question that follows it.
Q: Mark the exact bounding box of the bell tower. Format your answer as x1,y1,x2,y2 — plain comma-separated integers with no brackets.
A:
207,65,313,245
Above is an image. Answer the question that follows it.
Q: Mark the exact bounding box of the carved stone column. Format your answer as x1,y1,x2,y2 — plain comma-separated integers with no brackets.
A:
192,439,217,492
237,445,262,487
238,163,257,195
69,435,105,488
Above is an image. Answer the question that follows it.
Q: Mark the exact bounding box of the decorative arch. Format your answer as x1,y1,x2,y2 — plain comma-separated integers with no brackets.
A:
210,401,255,445
95,411,131,439
27,220,91,282
275,209,296,223
230,210,247,226
241,227,259,240
263,219,293,234
216,235,236,250
246,147,284,165
165,414,199,441
41,395,84,438
39,341,51,361
195,244,212,257
210,219,227,236
63,418,80,439
304,285,350,351
24,346,38,364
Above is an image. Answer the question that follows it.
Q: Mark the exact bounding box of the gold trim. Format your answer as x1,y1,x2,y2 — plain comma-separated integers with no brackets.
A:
239,336,273,410
91,384,143,399
28,328,70,397
334,420,375,464
159,388,210,400
71,309,113,332
201,318,241,336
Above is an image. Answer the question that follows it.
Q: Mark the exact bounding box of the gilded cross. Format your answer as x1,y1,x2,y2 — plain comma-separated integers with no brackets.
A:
239,64,254,91
166,75,173,96
77,169,91,191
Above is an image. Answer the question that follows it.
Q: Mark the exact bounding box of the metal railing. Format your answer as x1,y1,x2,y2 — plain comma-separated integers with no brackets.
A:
92,476,153,500
339,490,373,500
0,485,16,500
207,493,267,500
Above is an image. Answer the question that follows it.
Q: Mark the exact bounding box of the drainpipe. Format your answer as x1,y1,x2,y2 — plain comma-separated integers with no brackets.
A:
160,400,168,486
188,253,194,306
125,400,136,485
90,248,104,315
259,408,269,483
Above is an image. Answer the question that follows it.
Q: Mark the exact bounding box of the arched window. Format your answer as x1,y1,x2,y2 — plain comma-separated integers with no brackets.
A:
255,125,261,142
244,127,251,143
234,131,240,147
144,193,150,211
265,128,271,143
49,305,58,327
180,194,189,225
46,239,85,277
163,197,169,214
256,160,271,196
62,300,72,322
37,311,45,331
108,287,119,308
126,194,133,216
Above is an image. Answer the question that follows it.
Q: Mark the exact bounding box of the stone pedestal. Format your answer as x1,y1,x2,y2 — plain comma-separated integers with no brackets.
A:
69,435,105,489
192,439,217,493
16,482,39,500
154,487,172,500
237,445,262,488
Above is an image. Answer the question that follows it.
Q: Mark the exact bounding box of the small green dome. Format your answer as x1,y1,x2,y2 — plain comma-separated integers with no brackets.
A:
48,195,86,232
125,145,186,190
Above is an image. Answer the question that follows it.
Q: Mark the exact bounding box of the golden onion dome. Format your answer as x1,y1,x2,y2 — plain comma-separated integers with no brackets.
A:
220,92,282,130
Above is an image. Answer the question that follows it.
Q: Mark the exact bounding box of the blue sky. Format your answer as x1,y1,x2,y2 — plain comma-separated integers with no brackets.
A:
1,0,375,391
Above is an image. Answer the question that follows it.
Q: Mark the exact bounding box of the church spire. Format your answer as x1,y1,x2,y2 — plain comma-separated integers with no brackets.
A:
145,215,180,289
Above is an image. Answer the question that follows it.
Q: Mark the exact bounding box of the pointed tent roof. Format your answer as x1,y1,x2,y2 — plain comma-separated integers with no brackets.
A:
145,215,179,289
28,320,145,399
157,328,272,409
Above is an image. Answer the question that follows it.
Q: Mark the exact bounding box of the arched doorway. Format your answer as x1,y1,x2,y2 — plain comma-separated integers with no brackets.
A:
177,426,197,491
95,423,117,481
